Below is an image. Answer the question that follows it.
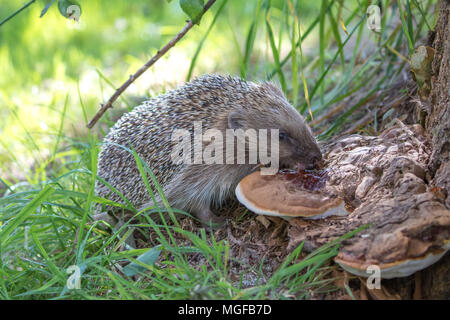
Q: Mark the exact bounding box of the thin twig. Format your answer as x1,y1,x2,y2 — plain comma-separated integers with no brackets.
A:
87,0,217,129
310,102,347,127
0,0,36,27
341,95,406,135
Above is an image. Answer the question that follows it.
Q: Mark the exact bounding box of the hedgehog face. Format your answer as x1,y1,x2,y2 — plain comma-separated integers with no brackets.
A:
265,104,322,170
227,82,322,170
277,123,322,170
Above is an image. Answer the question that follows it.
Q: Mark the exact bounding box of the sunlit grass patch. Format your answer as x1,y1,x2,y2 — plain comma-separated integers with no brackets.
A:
0,139,366,299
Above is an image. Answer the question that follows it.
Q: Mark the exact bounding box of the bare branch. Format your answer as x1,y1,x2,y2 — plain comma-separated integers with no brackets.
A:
87,0,217,129
0,0,36,27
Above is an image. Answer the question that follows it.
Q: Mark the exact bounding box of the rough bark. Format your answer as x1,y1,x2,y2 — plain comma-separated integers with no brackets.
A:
421,0,450,298
426,0,450,208
287,1,450,298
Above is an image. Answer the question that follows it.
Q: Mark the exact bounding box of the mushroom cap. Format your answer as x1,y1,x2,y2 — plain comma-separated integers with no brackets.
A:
235,170,348,219
335,241,450,279
289,202,450,279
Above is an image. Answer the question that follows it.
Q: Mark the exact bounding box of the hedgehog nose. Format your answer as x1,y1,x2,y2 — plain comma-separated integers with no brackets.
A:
308,154,323,170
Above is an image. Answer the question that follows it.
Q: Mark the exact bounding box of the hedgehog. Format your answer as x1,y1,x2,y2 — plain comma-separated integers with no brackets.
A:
95,74,322,224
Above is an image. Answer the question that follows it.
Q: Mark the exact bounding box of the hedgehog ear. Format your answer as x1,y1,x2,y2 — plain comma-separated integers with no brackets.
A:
228,111,245,129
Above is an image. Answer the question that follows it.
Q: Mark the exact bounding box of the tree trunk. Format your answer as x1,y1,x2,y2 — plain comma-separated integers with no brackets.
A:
426,0,449,205
419,0,450,299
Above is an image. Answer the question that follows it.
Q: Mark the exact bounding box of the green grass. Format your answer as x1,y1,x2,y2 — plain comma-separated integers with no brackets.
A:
0,0,438,299
0,140,369,299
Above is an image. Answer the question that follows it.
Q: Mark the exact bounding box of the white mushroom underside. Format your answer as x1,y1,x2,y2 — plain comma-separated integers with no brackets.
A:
235,183,349,220
336,242,450,279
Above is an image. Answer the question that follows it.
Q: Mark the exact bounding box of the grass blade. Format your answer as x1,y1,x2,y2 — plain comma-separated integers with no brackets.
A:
265,2,287,92
0,185,55,246
397,0,414,53
240,0,264,79
186,0,228,81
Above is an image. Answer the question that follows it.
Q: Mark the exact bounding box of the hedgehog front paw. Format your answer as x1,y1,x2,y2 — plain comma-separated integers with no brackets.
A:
195,207,226,229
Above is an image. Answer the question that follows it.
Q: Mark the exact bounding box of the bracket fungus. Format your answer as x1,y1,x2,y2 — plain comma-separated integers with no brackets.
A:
335,239,450,279
235,167,349,219
287,124,450,279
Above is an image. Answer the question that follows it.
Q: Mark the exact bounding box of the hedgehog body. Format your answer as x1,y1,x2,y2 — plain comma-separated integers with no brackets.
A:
96,75,321,223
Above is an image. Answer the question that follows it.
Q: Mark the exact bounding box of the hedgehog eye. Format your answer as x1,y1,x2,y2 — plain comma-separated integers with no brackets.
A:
279,132,288,141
